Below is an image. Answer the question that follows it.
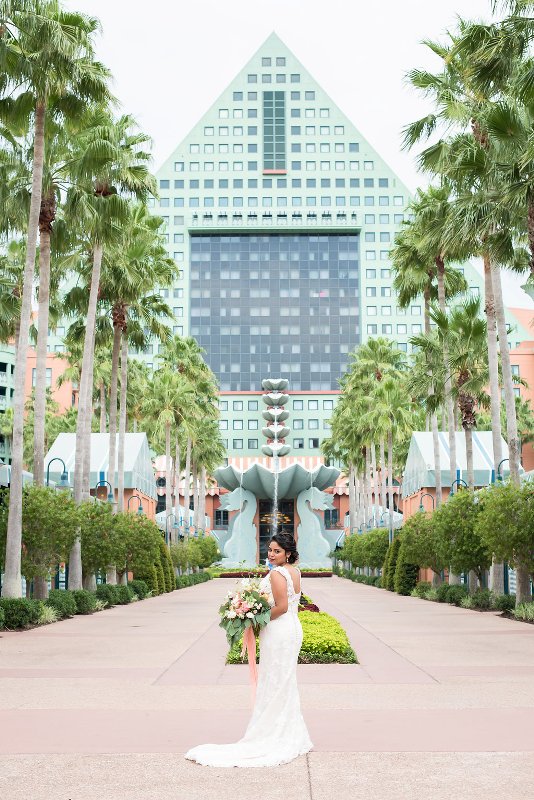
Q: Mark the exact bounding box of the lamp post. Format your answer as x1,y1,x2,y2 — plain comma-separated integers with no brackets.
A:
419,493,435,512
449,478,468,497
497,458,509,482
127,494,144,516
94,479,114,504
45,458,70,490
165,512,179,546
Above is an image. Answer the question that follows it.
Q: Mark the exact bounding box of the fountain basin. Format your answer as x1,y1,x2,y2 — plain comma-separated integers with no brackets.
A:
214,462,340,500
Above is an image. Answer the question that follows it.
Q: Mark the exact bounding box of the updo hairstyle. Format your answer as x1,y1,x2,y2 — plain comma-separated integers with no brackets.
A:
270,531,299,564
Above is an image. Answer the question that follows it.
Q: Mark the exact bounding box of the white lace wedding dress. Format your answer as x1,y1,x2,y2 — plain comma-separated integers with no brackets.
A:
185,565,313,767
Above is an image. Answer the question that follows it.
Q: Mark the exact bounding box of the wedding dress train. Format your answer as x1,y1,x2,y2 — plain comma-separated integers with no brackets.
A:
185,565,313,767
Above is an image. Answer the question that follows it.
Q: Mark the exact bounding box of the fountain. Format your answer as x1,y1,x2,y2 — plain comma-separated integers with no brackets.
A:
215,378,340,568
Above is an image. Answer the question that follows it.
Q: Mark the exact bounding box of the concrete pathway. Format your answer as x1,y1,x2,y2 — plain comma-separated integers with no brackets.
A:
1,576,534,799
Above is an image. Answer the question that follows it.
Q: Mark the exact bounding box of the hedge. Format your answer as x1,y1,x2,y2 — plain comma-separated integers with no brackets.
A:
0,598,43,629
176,571,211,589
46,588,77,619
227,608,357,664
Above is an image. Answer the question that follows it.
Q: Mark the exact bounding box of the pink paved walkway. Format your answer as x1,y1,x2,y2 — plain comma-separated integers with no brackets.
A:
1,576,534,799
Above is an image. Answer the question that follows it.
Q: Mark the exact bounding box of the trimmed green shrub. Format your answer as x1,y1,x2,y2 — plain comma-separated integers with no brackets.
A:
95,584,118,607
155,559,166,595
114,585,135,605
227,609,357,664
134,566,158,595
46,589,77,619
491,593,516,612
72,589,98,615
393,542,419,595
435,583,453,603
0,598,43,629
424,587,440,601
412,581,432,598
385,536,401,591
175,571,211,589
446,585,469,606
470,588,493,609
0,607,5,629
158,540,174,592
129,579,149,599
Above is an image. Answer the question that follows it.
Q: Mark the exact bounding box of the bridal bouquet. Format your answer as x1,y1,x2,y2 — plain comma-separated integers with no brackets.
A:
219,577,272,648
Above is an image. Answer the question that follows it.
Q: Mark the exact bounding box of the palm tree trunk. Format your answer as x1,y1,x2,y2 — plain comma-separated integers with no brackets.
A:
370,442,377,525
431,412,443,507
490,260,521,484
387,429,394,544
165,421,172,540
437,255,457,490
348,463,356,533
200,466,207,530
70,241,104,590
483,254,503,471
99,381,106,433
191,465,198,528
4,100,46,598
174,437,181,525
185,437,192,523
366,446,373,527
464,425,475,490
117,328,128,513
82,329,96,499
108,323,121,498
33,221,52,486
379,438,386,515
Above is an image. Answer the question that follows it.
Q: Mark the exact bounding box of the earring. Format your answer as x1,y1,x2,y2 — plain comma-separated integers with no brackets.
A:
286,557,289,562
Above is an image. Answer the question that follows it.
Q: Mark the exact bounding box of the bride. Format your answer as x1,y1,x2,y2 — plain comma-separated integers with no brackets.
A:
185,531,313,767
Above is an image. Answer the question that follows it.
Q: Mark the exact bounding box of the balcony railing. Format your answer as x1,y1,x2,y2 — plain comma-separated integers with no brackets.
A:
189,211,359,229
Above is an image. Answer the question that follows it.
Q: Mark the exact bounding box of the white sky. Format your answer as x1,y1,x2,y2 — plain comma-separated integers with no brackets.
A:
64,0,534,311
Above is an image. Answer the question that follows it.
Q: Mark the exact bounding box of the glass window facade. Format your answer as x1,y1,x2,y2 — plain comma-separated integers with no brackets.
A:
263,91,286,170
189,233,360,391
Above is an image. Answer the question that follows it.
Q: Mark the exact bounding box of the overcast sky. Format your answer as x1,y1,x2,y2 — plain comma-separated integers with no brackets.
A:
64,0,534,311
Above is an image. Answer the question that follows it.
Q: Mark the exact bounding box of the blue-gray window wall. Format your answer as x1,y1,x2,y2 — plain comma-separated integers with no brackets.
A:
189,233,360,391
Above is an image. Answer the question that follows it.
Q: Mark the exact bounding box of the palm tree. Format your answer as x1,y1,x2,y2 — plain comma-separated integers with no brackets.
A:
1,1,111,597
65,109,156,590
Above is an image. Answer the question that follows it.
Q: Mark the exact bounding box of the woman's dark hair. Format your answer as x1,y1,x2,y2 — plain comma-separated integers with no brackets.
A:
269,532,299,564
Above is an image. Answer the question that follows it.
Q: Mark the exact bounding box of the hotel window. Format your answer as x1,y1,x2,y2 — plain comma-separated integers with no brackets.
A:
291,144,301,154
290,74,301,82
323,400,334,410
364,160,374,170
335,196,345,206
306,126,315,135
365,232,375,242
306,143,316,152
219,144,229,153
291,91,300,100
262,57,271,66
291,125,301,135
262,197,272,206
335,161,345,170
248,91,257,100
366,250,376,260
367,306,377,316
320,143,330,152
397,324,407,334
219,162,229,171
292,197,302,206
365,214,375,223
364,196,374,206
32,367,52,387
305,108,315,118
219,108,229,118
309,419,319,429
248,197,258,207
367,324,378,334
379,214,389,223
248,419,259,430
320,108,329,117
411,305,422,315
233,126,243,136
306,162,316,171
349,161,359,170
248,438,259,449
366,287,377,297
306,196,316,206
334,126,344,134
394,214,404,223
349,196,360,206
233,420,243,430
294,419,304,430
293,399,303,410
382,324,392,334
291,161,301,170
320,126,330,135
219,420,228,430
174,216,184,225
248,74,257,83
294,438,304,449
380,250,389,261
412,324,422,333
512,365,520,376
233,91,243,100
320,161,329,171
160,198,169,207
309,438,320,449
305,90,315,100
308,399,319,410
263,91,286,170
321,196,331,206
381,268,391,278
160,179,169,189
174,161,184,171
366,269,377,278
382,306,392,316
233,401,243,411
292,178,301,187
349,143,359,152
233,439,243,449
394,196,404,206
291,108,301,117
173,233,184,243
335,143,345,152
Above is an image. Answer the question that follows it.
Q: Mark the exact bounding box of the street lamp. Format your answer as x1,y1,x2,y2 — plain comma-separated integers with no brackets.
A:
449,478,468,497
497,458,509,482
127,494,144,516
165,512,179,545
45,458,70,490
419,492,435,512
94,479,114,504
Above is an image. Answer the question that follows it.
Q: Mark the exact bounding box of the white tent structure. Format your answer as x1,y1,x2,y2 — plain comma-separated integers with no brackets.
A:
45,433,157,500
402,431,516,498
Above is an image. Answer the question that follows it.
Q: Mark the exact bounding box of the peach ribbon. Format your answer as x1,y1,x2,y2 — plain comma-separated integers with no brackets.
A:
241,625,258,704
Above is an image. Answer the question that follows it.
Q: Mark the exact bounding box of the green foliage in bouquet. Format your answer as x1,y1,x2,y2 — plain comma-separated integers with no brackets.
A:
219,582,272,648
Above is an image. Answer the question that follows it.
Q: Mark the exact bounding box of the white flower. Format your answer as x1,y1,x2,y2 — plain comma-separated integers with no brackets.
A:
246,612,254,619
226,610,237,619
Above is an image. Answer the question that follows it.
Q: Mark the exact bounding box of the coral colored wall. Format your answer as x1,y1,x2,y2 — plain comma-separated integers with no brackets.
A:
24,349,78,412
509,336,534,472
